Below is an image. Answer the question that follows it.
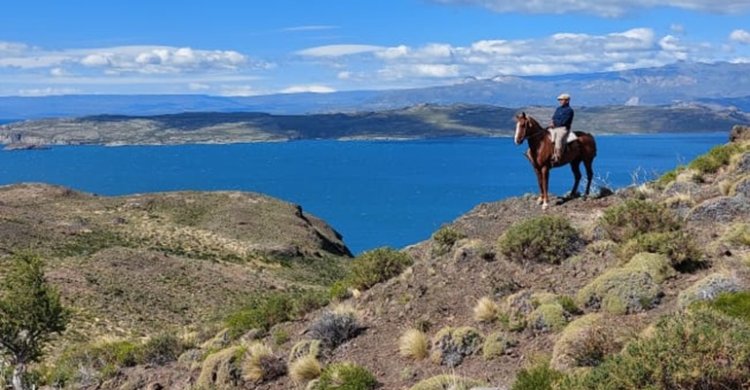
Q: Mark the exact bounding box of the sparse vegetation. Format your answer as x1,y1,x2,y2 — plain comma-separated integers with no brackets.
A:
498,215,581,264
225,289,329,338
409,375,485,390
599,199,681,242
558,308,750,389
398,329,429,360
473,296,500,322
347,247,413,290
289,354,322,383
308,308,362,349
511,360,563,390
431,225,467,256
0,253,69,390
688,142,749,174
311,362,378,390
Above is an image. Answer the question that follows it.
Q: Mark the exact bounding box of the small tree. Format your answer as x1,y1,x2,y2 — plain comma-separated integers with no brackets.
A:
0,253,69,390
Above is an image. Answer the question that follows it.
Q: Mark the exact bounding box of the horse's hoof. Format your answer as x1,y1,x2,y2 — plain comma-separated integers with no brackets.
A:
542,202,549,210
537,197,544,205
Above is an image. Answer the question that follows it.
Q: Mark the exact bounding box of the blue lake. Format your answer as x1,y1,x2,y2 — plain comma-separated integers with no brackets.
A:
0,133,726,253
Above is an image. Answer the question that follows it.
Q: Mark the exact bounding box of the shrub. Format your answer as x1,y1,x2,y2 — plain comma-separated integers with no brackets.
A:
141,332,185,365
576,268,661,315
599,199,681,242
271,328,290,346
308,309,361,349
311,362,378,390
482,332,517,360
619,231,703,270
561,308,750,389
329,281,351,301
409,375,486,390
348,247,413,290
557,296,581,315
431,327,483,367
621,252,676,283
225,290,329,338
498,216,581,264
473,297,500,323
528,303,569,333
398,329,429,360
431,226,467,256
511,360,563,390
289,354,321,383
689,143,748,174
242,343,285,383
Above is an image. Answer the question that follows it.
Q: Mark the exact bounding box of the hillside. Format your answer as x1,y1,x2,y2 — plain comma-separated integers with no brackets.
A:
0,126,748,389
1,104,747,148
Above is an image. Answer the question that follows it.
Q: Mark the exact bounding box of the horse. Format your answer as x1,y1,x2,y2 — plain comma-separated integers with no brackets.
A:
514,112,597,210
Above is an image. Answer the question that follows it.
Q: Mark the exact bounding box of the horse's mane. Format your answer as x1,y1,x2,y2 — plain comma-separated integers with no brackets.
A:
526,115,543,130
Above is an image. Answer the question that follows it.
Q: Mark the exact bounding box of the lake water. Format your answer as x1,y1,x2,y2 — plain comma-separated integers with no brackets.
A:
0,133,726,253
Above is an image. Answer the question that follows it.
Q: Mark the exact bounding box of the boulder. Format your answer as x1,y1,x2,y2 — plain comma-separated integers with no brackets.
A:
688,196,750,223
678,273,741,308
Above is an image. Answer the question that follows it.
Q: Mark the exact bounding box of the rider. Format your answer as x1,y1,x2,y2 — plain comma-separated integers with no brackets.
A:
549,93,574,163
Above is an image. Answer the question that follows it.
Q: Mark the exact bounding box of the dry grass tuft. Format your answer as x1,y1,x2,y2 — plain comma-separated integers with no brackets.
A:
473,296,500,323
398,329,429,360
289,354,322,383
242,342,285,382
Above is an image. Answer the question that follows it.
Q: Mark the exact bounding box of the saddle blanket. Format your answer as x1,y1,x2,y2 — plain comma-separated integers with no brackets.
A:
548,128,578,144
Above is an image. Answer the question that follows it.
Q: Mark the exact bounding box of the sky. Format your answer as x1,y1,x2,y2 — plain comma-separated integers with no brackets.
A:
1,0,749,96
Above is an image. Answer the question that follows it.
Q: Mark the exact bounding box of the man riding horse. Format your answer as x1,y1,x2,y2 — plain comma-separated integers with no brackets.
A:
549,93,574,163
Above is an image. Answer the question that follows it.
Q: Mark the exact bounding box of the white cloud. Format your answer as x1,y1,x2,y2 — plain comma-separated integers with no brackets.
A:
188,82,211,91
430,0,750,17
296,44,385,57
670,24,685,34
17,87,80,96
280,84,336,94
730,29,750,44
220,85,262,96
337,71,352,80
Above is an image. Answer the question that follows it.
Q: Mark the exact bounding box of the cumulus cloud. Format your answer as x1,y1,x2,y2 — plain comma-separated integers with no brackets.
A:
429,0,750,17
730,29,750,44
280,84,336,94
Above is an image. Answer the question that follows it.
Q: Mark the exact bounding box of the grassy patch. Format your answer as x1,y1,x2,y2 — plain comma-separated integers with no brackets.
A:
311,362,378,390
498,216,580,264
619,231,703,271
558,308,750,390
723,223,750,247
688,143,749,174
347,247,413,290
225,289,329,339
431,225,467,256
576,268,661,315
56,230,132,257
599,199,681,243
512,360,563,390
409,375,485,390
702,291,750,324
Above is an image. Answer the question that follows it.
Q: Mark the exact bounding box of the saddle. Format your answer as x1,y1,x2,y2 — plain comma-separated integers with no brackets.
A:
547,128,578,144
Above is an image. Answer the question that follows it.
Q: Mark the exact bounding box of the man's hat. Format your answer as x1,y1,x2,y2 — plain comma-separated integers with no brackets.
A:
557,93,571,100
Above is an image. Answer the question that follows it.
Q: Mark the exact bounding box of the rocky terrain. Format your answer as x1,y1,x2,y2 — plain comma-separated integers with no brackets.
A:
0,126,749,389
1,104,747,148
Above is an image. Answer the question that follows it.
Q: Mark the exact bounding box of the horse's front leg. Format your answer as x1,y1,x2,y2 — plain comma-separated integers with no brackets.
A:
533,166,544,205
541,165,550,210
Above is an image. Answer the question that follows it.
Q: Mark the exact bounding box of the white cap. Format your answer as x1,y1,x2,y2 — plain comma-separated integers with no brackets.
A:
557,93,571,100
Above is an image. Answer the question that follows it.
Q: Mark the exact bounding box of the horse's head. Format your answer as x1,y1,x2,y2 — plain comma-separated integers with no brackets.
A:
514,112,531,145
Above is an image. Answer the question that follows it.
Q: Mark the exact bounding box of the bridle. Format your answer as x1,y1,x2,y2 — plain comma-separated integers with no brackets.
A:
516,114,545,144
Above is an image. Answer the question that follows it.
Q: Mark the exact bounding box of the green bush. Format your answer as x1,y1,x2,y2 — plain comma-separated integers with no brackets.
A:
225,290,329,338
512,360,563,390
702,292,750,324
432,226,467,255
654,167,683,188
329,281,351,301
311,362,378,390
141,332,185,365
599,199,681,243
498,216,580,264
689,143,748,174
348,247,413,290
619,231,703,270
558,308,750,390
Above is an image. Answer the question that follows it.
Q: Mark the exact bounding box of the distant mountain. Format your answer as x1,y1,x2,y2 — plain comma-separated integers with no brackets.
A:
1,62,749,119
1,104,746,147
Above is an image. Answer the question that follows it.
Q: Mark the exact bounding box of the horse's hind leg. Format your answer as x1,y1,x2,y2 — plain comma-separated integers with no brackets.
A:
583,157,594,197
569,159,582,198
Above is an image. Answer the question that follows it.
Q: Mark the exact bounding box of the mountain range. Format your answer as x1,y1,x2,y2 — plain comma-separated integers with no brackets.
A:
1,61,750,120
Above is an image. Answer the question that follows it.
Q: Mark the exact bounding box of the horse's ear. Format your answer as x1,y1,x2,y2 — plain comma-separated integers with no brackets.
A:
521,112,526,118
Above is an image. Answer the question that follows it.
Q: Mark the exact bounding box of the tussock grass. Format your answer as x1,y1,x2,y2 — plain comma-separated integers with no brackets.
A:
398,329,429,360
311,362,378,390
289,354,322,383
473,296,500,323
242,342,285,382
431,225,467,256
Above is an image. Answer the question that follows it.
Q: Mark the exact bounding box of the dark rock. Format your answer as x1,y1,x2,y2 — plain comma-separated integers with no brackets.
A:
688,196,750,223
729,125,750,143
735,177,750,198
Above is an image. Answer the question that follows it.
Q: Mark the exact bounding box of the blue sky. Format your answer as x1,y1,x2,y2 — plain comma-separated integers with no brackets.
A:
1,0,749,96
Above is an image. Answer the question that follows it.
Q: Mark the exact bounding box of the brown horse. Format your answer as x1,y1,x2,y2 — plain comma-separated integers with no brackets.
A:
514,112,597,209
